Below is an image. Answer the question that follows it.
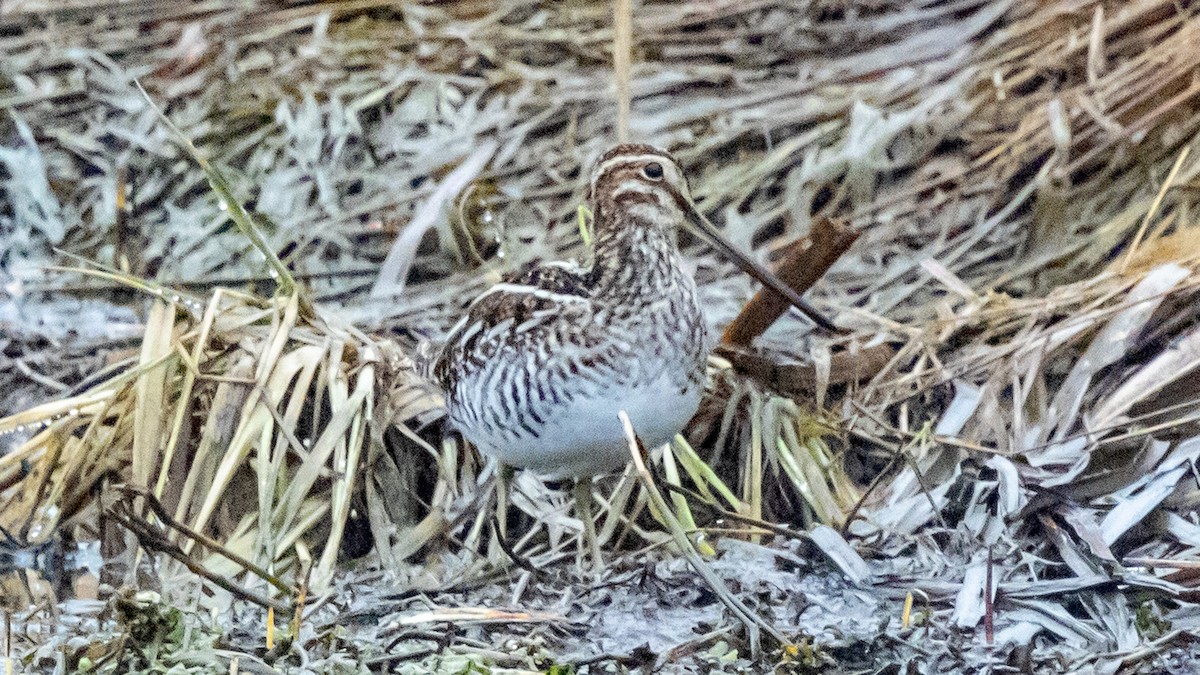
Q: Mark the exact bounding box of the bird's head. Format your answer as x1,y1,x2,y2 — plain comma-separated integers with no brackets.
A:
589,144,692,232
586,143,838,332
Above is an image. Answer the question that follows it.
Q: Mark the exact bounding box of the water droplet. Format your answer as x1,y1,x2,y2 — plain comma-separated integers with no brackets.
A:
218,200,228,211
69,408,79,416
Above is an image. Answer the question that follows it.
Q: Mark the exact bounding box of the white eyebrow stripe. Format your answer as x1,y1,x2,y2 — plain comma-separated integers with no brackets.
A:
468,282,591,309
591,153,672,186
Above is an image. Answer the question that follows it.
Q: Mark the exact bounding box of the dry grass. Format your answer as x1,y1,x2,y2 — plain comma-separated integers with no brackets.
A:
2,0,1200,672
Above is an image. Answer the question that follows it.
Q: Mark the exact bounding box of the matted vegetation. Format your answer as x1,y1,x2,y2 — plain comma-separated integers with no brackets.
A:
2,0,1200,672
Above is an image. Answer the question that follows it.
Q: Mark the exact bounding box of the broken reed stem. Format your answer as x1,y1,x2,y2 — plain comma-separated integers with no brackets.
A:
715,342,896,396
371,140,498,297
613,0,632,143
722,217,858,346
619,410,786,656
1121,146,1190,273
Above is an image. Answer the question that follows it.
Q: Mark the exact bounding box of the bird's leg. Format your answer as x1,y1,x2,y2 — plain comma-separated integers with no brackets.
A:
574,475,604,576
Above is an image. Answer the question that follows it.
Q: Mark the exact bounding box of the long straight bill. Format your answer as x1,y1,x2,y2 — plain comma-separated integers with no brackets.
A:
684,206,839,333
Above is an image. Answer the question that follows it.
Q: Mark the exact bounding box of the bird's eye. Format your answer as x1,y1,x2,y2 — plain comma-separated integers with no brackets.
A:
642,162,664,180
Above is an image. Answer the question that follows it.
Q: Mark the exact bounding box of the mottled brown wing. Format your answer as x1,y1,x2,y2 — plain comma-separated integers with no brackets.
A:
433,261,593,390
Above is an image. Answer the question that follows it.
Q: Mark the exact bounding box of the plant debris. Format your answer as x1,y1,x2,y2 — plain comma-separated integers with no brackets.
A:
3,0,1200,672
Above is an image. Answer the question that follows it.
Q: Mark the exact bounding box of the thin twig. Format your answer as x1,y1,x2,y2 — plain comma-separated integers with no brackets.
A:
113,484,297,596
1122,146,1191,272
106,503,290,612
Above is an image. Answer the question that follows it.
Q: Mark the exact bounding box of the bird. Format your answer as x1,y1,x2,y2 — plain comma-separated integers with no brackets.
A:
434,143,835,567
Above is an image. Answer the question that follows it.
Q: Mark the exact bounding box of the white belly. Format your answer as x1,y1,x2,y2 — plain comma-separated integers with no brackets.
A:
465,371,703,478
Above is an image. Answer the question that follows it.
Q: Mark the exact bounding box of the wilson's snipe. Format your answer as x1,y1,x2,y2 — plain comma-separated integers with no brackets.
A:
435,144,833,562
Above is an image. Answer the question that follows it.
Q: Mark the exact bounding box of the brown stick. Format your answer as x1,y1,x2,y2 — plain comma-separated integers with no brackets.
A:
714,342,896,395
721,217,858,346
